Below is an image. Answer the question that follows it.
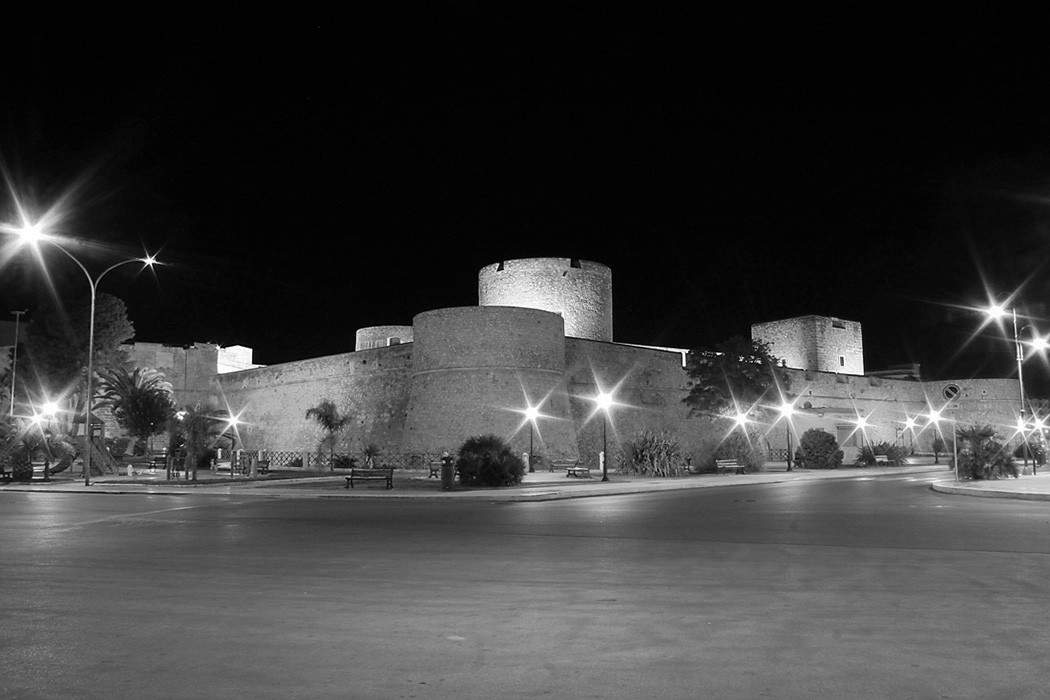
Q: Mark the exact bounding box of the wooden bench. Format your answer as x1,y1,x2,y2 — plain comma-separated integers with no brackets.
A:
345,467,394,489
715,458,745,475
553,460,590,478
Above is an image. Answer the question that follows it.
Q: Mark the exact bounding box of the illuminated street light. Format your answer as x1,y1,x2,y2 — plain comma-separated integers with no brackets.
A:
925,408,958,482
779,401,795,471
524,404,539,473
31,400,59,482
4,221,157,486
596,391,613,482
986,301,1045,473
903,416,918,455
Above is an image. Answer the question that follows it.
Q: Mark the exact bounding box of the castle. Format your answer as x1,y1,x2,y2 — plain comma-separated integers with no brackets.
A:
5,257,1024,466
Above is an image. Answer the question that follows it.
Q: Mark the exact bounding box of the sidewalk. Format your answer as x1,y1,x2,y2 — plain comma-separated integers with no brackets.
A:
2,460,1012,502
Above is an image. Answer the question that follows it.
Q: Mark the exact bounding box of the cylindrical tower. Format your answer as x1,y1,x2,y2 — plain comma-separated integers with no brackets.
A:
401,306,579,462
478,258,613,342
355,325,413,351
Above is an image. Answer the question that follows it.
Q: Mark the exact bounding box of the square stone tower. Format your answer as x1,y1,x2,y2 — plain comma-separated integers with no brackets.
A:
751,315,864,375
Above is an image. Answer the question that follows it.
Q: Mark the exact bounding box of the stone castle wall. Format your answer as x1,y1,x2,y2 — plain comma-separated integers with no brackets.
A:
478,258,613,342
215,344,414,456
401,306,579,460
126,342,220,409
752,316,864,375
355,326,414,351
564,339,695,464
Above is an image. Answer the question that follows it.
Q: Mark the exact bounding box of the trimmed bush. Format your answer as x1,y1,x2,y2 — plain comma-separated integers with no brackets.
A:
797,428,843,469
456,435,525,487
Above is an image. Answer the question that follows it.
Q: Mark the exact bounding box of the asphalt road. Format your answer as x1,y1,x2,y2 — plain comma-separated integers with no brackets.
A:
2,473,1048,699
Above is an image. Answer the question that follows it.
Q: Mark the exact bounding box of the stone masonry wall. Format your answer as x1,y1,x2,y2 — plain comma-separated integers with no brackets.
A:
214,344,414,457
478,258,613,342
564,339,696,465
752,316,864,374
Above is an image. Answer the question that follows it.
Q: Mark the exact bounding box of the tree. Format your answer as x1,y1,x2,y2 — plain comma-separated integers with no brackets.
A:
19,293,135,429
684,336,792,417
305,399,351,471
97,367,175,454
167,406,233,481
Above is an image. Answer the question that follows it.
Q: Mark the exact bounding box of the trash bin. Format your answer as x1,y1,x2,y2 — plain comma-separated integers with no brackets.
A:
441,453,455,491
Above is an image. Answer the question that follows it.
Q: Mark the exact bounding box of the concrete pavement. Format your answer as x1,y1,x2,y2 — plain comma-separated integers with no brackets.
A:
6,458,1035,501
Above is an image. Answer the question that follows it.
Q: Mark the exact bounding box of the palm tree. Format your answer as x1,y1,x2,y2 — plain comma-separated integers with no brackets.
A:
97,367,175,455
306,399,351,471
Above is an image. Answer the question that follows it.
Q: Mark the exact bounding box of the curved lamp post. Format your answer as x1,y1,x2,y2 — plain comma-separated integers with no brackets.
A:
4,222,156,485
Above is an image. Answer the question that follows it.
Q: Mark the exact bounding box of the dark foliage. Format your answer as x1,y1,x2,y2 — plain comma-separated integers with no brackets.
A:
683,337,791,417
855,442,908,466
456,434,525,488
956,425,1018,480
797,428,843,469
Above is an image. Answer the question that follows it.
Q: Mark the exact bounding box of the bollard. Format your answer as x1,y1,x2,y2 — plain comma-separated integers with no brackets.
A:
440,451,455,491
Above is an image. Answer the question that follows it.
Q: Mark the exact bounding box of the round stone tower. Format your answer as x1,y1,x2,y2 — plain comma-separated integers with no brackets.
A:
400,306,580,462
478,258,613,342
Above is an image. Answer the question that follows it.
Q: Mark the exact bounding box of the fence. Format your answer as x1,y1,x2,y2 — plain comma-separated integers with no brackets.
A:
232,450,448,471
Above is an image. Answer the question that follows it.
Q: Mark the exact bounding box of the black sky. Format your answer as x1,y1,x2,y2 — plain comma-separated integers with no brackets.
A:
4,5,1050,389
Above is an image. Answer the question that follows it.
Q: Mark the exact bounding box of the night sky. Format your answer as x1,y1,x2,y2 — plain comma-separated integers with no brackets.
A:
4,6,1050,391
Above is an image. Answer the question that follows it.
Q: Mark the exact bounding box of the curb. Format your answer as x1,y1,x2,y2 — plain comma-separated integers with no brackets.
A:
930,480,1050,502
1,466,947,501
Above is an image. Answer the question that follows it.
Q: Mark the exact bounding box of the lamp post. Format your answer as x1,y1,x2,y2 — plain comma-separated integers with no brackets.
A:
987,303,1045,473
9,309,25,418
779,401,795,471
927,409,957,482
524,405,538,473
596,391,613,481
32,400,59,481
4,222,156,486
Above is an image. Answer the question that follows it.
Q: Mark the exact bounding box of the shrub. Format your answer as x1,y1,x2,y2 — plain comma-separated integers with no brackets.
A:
797,428,843,469
1012,441,1046,464
855,441,908,466
333,453,357,469
956,425,1018,480
713,429,766,473
620,430,685,477
456,435,525,487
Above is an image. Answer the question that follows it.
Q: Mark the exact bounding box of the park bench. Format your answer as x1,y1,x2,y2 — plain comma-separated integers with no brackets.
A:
715,458,745,475
554,460,591,478
345,467,394,489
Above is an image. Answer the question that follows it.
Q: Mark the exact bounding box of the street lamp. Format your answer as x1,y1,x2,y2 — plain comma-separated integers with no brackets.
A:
779,401,795,471
9,309,26,418
524,405,538,473
31,400,59,481
986,302,1041,471
596,391,613,481
903,416,918,455
926,408,958,482
5,223,156,485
